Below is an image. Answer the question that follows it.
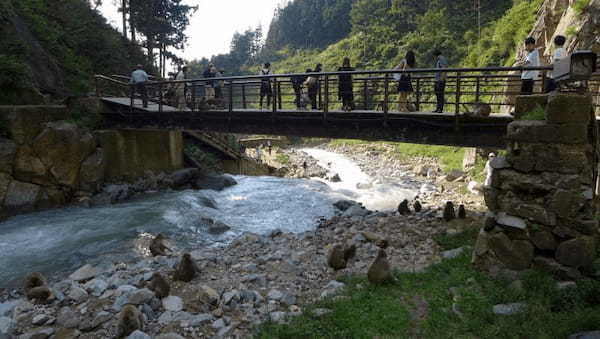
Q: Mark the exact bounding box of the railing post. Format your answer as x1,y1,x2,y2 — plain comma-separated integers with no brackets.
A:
159,83,163,113
130,84,134,113
541,71,547,94
363,80,368,110
475,76,481,103
383,73,389,126
415,78,421,111
228,81,234,113
278,82,283,110
272,78,278,114
323,75,329,121
318,79,322,110
455,72,461,115
242,83,247,109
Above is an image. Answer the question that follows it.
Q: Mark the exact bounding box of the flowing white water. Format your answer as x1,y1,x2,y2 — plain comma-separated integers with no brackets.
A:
301,148,420,211
0,148,422,287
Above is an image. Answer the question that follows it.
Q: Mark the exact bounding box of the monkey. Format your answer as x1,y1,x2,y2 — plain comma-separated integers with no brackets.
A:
443,201,456,222
117,304,143,338
413,200,422,213
149,233,171,257
368,249,393,285
343,244,357,262
458,205,467,219
23,272,52,302
148,272,170,299
327,245,347,270
397,199,411,215
173,253,197,282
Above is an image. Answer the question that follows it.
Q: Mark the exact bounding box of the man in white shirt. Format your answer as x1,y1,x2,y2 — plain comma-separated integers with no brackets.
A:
545,35,567,93
130,64,149,108
518,37,540,95
175,66,187,110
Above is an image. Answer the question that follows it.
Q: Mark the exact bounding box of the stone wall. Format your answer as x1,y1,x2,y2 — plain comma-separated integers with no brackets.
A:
96,130,183,181
473,93,598,279
0,106,104,218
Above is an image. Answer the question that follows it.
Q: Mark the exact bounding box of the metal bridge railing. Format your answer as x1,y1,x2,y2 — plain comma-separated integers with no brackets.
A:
95,66,600,117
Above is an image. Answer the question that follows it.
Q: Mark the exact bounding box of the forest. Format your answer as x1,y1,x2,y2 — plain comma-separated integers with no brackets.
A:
190,0,544,76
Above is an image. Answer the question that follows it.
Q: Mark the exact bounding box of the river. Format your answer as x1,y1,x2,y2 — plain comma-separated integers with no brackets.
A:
0,149,425,288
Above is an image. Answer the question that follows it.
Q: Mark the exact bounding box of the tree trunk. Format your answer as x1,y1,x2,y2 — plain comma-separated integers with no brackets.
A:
121,0,127,38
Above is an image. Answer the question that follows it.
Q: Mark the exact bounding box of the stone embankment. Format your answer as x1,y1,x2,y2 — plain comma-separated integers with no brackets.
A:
0,198,481,339
474,93,599,279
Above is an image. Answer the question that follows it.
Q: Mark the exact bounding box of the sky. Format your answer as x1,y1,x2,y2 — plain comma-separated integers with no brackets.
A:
99,0,283,62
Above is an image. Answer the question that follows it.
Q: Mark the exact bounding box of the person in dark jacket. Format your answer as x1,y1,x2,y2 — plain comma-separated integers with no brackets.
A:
337,57,355,111
305,64,322,110
291,70,309,109
259,63,272,109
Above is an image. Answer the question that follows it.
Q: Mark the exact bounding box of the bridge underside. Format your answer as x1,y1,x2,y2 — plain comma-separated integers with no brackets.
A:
101,99,512,148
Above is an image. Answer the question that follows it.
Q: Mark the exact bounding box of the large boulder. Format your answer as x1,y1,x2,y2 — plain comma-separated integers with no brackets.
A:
0,138,16,174
33,121,96,188
0,106,69,144
79,148,106,193
555,236,596,268
169,168,201,189
0,173,11,206
195,174,237,191
13,146,51,185
488,233,534,271
4,180,43,213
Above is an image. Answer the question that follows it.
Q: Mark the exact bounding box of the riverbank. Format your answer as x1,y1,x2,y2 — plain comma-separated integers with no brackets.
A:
0,198,483,338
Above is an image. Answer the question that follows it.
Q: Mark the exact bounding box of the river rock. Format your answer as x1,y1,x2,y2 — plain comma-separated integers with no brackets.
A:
568,331,600,339
155,334,185,339
69,264,98,282
57,307,80,329
169,168,201,188
270,311,287,324
31,314,51,326
128,289,155,305
162,296,183,312
4,181,42,213
0,300,19,317
492,303,526,315
18,327,55,339
442,247,465,259
84,278,108,297
320,280,345,299
68,285,88,303
333,200,355,211
0,316,15,338
397,200,410,215
126,330,152,339
195,174,237,191
342,205,369,218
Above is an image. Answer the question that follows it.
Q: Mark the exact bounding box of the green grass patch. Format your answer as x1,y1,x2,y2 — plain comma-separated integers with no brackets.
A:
275,153,291,165
256,228,600,338
519,104,546,121
392,143,465,172
573,0,591,15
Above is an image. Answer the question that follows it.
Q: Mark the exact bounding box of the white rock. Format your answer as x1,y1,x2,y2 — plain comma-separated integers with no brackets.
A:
556,281,577,290
31,314,50,326
312,308,333,317
490,156,510,169
126,330,152,339
467,181,482,195
69,264,99,282
493,303,526,315
270,311,287,323
496,212,527,230
116,285,138,296
267,289,283,301
128,289,154,305
162,296,183,312
212,318,226,329
442,247,465,259
68,286,88,303
84,279,108,297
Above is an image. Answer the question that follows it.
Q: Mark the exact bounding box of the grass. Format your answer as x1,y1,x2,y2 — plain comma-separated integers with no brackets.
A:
256,227,600,339
519,104,546,121
329,139,467,173
275,152,291,165
573,0,591,15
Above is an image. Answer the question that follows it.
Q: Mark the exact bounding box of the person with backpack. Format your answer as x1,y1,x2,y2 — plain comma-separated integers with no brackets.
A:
291,70,308,109
394,51,416,112
259,63,272,110
545,35,567,93
305,64,322,110
338,57,355,111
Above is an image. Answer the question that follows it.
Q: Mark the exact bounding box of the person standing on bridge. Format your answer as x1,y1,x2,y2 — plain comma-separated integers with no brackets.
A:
305,65,322,110
433,50,449,113
516,37,540,95
394,51,416,112
203,63,216,100
259,63,273,110
338,57,355,111
545,35,567,93
175,66,188,110
130,64,149,108
292,70,309,109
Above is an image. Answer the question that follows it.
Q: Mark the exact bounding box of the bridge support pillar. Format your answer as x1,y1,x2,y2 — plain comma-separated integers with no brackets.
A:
473,93,599,280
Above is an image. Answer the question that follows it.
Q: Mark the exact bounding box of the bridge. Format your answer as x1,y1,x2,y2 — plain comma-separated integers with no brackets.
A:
96,66,600,148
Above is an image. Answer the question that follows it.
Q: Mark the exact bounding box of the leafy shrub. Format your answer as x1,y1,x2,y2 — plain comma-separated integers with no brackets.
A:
573,0,591,15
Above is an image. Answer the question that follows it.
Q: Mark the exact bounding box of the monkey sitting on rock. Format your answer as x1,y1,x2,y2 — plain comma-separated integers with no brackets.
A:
173,253,199,282
149,233,172,257
327,243,357,271
148,272,170,299
23,272,52,303
117,304,144,338
368,249,393,285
